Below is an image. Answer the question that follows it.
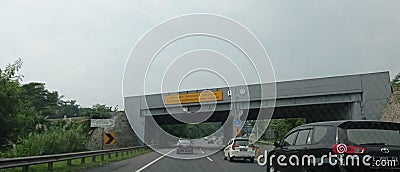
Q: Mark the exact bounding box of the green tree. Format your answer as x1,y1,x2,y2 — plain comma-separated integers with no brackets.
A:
58,100,81,118
0,59,31,148
392,73,400,91
84,104,113,119
266,118,305,141
22,82,61,117
161,123,221,139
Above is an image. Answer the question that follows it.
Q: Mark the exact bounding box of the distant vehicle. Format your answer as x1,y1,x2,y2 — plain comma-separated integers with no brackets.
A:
177,139,193,154
203,136,209,141
224,137,256,163
267,120,400,172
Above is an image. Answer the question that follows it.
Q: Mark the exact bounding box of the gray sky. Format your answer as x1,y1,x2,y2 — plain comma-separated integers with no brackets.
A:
1,0,399,109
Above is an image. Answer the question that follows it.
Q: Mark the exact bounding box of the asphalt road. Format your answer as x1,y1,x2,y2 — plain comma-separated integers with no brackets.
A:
84,143,274,172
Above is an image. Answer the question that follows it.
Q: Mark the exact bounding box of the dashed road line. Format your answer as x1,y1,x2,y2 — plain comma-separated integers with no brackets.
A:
135,149,176,172
200,148,204,154
207,157,213,162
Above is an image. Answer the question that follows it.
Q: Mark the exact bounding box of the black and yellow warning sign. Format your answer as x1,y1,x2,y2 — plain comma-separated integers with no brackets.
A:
104,132,116,145
163,90,223,105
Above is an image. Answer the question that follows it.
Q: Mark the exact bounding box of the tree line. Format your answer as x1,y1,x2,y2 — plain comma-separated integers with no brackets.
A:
0,59,114,157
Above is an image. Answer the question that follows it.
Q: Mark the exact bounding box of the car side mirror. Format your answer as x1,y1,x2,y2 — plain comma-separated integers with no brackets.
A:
273,141,280,147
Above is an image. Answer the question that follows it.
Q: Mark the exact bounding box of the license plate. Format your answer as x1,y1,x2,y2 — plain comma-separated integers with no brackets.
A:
240,148,247,151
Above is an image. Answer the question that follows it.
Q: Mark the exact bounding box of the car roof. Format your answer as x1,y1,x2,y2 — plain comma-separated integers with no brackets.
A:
298,120,400,128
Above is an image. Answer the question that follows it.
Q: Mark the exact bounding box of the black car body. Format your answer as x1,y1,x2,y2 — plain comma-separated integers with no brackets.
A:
267,120,400,172
177,139,193,154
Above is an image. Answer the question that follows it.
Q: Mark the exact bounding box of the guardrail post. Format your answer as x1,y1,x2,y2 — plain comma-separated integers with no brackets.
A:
92,156,96,162
48,162,53,171
116,152,119,157
108,153,112,159
81,157,85,164
22,165,29,172
67,159,72,166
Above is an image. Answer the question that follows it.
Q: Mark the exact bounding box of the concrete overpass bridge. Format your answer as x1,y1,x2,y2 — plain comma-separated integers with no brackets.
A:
125,72,391,144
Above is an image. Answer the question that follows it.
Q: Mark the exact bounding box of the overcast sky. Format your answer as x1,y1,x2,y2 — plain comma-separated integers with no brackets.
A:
1,0,399,109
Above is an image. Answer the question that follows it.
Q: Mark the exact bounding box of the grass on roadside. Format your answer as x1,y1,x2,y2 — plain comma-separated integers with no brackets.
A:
0,148,153,172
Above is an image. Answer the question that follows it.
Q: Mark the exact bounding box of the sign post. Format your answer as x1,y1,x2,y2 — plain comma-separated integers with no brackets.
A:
91,119,116,149
101,128,104,150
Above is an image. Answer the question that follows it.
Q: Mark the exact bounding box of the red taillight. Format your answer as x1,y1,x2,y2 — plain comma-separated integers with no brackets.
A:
332,144,366,154
249,144,256,150
232,144,239,150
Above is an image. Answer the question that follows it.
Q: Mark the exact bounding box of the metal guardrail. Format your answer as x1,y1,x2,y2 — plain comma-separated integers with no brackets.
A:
0,145,150,171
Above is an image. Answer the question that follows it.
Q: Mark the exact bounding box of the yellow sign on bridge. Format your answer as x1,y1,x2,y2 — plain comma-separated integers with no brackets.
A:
163,90,223,105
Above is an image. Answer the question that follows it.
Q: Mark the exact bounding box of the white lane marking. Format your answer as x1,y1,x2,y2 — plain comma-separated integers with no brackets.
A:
207,157,213,162
135,149,176,172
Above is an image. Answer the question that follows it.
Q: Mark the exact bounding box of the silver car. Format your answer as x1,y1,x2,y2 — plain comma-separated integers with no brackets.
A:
177,139,193,154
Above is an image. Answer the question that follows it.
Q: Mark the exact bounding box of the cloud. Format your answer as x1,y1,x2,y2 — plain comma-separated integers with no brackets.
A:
0,0,399,109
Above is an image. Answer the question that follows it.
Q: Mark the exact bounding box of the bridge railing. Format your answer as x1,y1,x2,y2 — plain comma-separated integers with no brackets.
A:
0,145,151,172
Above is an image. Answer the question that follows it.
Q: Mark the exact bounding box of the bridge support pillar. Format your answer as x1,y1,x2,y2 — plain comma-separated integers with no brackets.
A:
351,101,363,120
144,117,159,145
223,115,233,144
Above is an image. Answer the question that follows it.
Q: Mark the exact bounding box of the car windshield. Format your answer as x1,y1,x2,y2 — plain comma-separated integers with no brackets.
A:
234,139,249,146
346,129,400,146
179,140,191,145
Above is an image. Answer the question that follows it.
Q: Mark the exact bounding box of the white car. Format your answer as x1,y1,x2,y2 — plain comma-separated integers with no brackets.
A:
223,138,256,163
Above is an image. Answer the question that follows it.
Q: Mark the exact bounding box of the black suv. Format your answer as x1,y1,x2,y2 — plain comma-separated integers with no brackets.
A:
267,120,400,172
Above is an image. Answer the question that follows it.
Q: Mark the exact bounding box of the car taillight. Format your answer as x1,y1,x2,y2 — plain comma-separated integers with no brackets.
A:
232,144,239,150
332,144,366,154
249,144,256,150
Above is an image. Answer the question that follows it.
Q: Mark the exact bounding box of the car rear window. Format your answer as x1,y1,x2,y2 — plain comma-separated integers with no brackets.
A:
179,140,191,144
234,139,249,146
346,129,400,146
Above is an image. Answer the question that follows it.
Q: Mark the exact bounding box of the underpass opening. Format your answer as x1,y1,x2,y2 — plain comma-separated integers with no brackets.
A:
144,111,230,146
144,102,352,146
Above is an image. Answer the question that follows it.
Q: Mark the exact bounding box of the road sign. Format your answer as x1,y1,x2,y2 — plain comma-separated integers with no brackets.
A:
163,90,223,105
91,119,115,128
104,132,116,145
234,119,241,127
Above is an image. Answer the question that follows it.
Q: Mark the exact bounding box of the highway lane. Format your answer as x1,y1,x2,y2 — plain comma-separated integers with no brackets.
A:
141,149,265,172
85,143,273,172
